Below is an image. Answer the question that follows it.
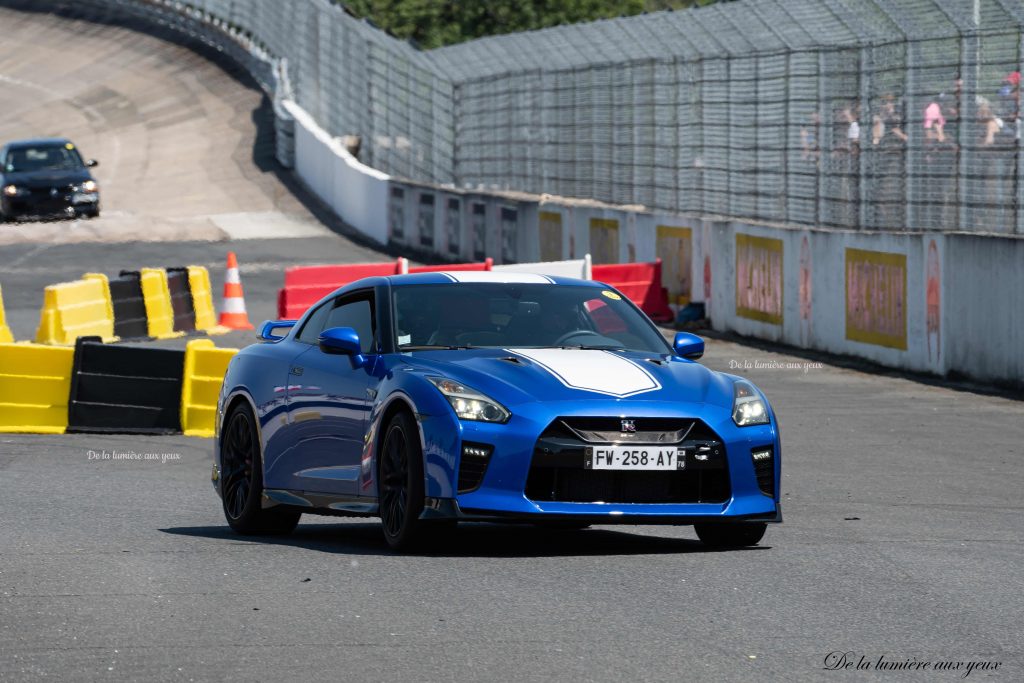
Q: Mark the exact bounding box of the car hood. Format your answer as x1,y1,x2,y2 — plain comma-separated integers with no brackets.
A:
399,347,732,409
2,168,92,187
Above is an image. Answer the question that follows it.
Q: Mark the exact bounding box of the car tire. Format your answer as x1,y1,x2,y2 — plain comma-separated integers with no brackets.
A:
220,403,300,535
378,410,426,550
694,522,767,548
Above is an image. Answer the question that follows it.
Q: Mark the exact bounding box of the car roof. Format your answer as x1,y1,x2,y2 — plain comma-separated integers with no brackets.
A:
384,272,604,287
3,137,73,150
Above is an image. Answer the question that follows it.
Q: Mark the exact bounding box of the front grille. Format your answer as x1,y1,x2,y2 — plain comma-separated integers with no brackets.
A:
525,417,730,504
752,448,775,497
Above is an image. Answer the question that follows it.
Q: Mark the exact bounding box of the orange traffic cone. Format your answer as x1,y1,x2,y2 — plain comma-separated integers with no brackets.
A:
218,252,253,330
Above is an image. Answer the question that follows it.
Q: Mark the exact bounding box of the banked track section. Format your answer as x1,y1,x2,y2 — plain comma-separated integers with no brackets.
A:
0,5,330,245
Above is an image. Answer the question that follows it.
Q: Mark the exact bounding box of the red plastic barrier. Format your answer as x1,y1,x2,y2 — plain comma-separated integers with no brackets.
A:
591,259,674,323
277,258,404,318
407,258,493,274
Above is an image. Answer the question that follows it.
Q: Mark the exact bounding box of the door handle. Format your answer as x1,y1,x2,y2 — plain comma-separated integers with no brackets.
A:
290,366,304,376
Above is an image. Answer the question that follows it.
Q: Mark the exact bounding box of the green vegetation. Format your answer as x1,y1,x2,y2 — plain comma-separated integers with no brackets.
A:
339,0,724,50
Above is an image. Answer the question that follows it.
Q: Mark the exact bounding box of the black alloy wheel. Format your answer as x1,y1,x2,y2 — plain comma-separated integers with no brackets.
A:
379,411,427,550
220,404,300,535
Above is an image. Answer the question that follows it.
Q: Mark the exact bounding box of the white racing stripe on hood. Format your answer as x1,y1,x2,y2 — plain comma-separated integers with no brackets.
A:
506,348,661,398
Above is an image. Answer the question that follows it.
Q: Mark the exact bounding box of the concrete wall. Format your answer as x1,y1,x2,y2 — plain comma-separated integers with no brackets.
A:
286,100,390,245
943,235,1024,386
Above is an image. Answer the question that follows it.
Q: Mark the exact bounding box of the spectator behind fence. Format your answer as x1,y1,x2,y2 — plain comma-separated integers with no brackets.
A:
800,111,820,166
922,81,961,230
872,94,907,229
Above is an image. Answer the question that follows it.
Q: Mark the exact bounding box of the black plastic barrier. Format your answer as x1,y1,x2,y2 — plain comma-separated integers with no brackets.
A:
166,267,196,333
110,271,149,339
67,337,185,434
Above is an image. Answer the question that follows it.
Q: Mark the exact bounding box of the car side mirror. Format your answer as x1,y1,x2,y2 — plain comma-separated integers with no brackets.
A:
85,159,99,168
672,332,705,360
319,326,362,356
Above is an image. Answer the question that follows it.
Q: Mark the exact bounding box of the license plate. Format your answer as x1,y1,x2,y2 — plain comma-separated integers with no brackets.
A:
72,193,98,203
585,446,685,470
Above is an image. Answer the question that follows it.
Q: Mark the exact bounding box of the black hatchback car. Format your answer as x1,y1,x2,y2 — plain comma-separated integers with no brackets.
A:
0,138,100,221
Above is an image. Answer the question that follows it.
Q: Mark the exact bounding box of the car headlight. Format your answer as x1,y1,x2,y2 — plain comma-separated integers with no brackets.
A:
732,380,769,427
80,180,98,193
3,184,23,197
427,376,510,423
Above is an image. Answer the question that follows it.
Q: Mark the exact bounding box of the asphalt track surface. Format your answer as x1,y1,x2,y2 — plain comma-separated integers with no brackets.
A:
1,6,1023,683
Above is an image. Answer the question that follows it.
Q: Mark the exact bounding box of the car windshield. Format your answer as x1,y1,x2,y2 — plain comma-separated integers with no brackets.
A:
393,283,671,354
4,144,84,173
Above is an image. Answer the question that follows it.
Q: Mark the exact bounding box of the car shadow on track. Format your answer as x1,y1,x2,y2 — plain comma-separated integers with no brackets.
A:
160,522,769,557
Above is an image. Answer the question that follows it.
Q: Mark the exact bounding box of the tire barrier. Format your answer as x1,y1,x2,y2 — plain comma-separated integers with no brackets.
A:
0,339,238,436
592,260,674,323
187,266,220,333
166,267,197,333
34,274,117,345
180,339,238,437
139,268,184,340
67,337,186,434
0,285,13,343
32,264,223,346
277,257,406,319
109,271,149,340
0,343,75,434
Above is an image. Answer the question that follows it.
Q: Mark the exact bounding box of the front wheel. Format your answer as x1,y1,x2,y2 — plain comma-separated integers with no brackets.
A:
694,522,767,548
378,411,426,550
220,403,300,535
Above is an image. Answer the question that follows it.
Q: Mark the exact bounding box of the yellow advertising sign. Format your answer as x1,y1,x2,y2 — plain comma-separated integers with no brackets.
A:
657,225,692,306
845,248,907,350
539,211,563,262
589,217,619,265
735,234,784,325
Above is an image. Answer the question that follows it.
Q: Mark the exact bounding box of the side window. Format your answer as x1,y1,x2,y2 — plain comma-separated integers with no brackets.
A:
323,298,376,354
295,302,332,344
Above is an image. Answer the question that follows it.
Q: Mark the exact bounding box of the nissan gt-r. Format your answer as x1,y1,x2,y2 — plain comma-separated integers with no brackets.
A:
213,272,782,550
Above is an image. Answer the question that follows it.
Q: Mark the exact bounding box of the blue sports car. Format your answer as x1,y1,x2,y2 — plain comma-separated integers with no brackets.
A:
213,272,781,549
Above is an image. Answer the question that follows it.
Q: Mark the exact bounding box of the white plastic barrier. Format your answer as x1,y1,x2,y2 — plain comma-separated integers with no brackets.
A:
493,255,592,279
284,99,390,245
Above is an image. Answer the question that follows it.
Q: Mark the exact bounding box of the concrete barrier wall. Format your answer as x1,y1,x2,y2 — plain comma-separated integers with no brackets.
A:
286,100,390,245
943,235,1024,386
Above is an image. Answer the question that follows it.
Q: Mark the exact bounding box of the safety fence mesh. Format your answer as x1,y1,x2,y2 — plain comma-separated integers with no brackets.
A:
181,0,1024,234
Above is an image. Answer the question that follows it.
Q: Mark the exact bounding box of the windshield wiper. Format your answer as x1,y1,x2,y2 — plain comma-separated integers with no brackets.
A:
556,344,625,351
399,344,479,351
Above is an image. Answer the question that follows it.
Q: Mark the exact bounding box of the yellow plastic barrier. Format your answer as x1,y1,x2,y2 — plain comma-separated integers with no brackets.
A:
0,343,74,433
140,267,183,339
180,339,238,437
0,284,13,343
187,266,227,334
34,274,116,345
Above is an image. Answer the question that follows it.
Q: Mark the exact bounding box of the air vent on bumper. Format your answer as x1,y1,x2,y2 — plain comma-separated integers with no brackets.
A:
458,442,493,493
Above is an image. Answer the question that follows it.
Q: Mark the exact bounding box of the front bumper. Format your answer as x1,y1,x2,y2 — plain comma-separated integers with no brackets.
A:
2,192,99,219
423,497,782,525
421,400,782,523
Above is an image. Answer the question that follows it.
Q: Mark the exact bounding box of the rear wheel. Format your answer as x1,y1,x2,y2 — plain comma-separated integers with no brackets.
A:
220,403,300,535
694,522,767,548
378,411,426,550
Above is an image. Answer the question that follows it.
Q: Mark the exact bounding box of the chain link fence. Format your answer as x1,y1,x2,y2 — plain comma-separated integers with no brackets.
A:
137,0,1024,234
